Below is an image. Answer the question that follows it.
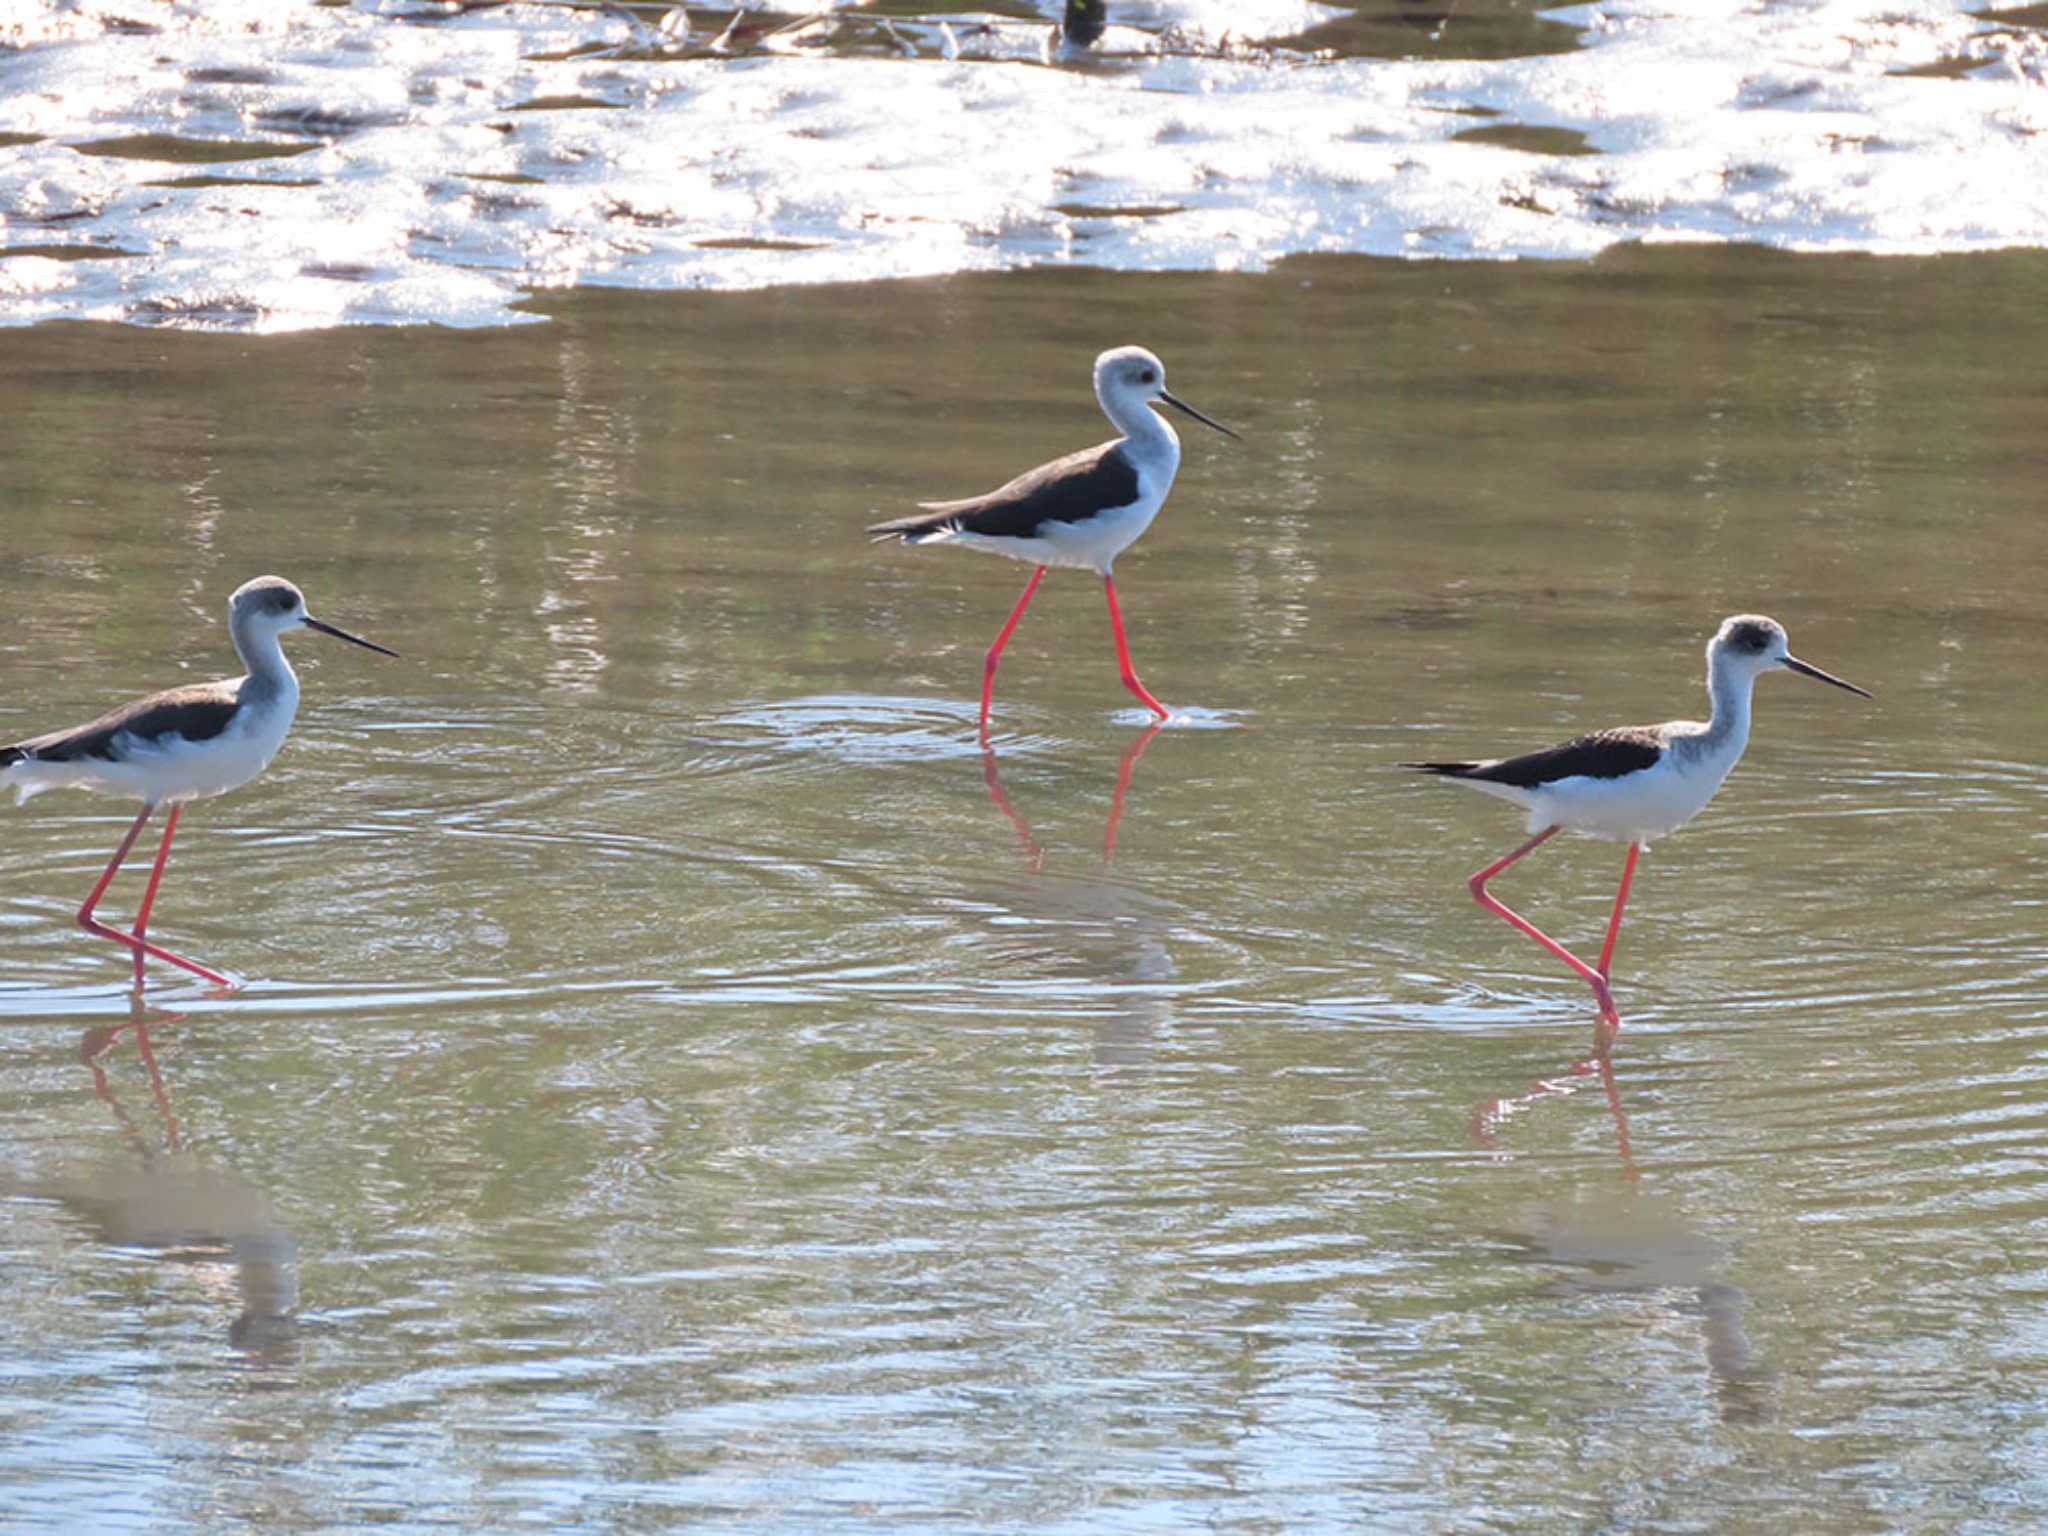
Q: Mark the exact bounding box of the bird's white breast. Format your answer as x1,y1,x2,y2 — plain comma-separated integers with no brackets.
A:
3,684,299,807
1519,732,1743,843
153,694,297,803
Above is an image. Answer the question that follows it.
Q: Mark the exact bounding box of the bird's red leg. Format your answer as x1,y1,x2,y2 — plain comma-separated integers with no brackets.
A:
77,804,154,943
981,565,1046,736
1467,825,1619,1023
1103,572,1169,720
1596,842,1641,982
128,803,183,985
76,802,232,988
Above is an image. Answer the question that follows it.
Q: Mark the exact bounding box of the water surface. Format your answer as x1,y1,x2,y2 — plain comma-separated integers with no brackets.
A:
1,249,2045,1530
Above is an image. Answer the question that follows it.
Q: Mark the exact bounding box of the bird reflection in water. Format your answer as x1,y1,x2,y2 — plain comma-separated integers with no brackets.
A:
64,999,299,1353
1474,1034,1776,1424
1471,1022,1634,1182
977,721,1174,1075
81,1001,183,1156
980,719,1165,868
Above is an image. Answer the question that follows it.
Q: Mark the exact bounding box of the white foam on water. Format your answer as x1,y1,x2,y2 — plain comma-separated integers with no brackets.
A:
1,0,2043,329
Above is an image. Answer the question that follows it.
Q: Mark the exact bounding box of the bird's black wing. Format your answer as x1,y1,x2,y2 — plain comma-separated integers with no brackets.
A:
1405,726,1667,788
4,682,243,766
868,441,1140,544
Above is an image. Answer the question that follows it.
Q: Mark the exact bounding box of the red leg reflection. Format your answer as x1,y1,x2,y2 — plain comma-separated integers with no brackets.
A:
1102,719,1164,862
981,722,1164,870
81,1002,184,1154
1471,1034,1637,1186
981,742,1045,871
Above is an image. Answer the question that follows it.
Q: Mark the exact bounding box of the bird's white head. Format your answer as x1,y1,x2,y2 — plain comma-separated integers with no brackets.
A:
229,575,398,661
230,576,313,641
1092,345,1240,441
1710,614,1869,697
1094,345,1170,407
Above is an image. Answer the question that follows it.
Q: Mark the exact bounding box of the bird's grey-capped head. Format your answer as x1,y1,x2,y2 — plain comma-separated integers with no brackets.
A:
1711,613,1868,697
1093,345,1240,440
230,575,398,657
230,575,311,636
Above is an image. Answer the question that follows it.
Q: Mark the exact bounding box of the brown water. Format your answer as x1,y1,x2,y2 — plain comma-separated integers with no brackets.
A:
1,249,2044,1532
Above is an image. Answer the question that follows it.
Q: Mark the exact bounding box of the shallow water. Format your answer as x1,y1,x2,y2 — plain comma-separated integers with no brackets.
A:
2,249,2046,1530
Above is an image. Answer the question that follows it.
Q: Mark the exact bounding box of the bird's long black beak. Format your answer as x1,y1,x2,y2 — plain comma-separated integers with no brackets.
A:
1159,389,1241,441
1784,654,1870,698
306,616,400,658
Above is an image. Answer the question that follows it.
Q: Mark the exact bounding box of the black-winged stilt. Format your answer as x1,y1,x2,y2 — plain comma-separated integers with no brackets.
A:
2,575,397,988
1407,614,1871,1029
868,345,1237,733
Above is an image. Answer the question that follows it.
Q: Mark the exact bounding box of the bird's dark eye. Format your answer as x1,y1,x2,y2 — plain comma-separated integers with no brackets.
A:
1139,369,1157,384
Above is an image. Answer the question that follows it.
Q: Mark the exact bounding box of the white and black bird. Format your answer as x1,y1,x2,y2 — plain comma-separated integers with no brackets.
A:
1407,614,1871,1028
2,575,397,988
868,345,1237,733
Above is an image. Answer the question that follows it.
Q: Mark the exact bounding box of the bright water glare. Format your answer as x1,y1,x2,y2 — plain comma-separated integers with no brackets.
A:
4,0,2048,327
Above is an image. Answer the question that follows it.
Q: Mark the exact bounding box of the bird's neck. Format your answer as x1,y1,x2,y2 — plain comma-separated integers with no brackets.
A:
1103,394,1180,470
1698,655,1754,762
233,626,299,703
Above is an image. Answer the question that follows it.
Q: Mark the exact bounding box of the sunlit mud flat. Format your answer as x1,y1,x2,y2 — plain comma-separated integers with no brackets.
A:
3,0,2047,329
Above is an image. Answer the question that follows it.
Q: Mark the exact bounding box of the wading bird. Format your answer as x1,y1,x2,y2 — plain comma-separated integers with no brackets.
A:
2,575,397,988
1407,615,1869,1027
868,345,1237,732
